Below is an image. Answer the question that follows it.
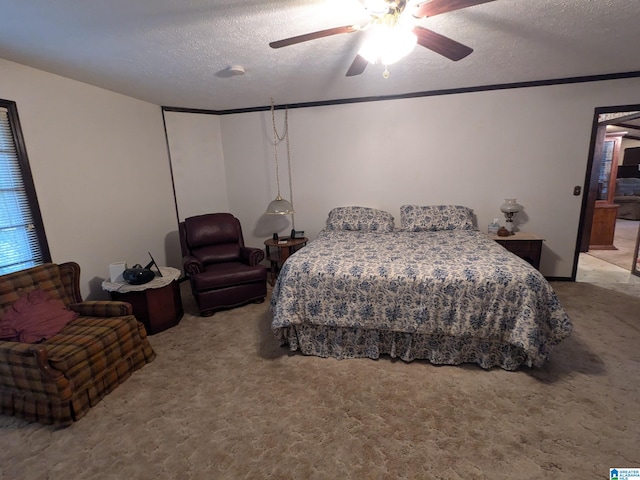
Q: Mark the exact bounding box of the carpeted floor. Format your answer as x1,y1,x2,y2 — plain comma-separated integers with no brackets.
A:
587,218,640,270
1,281,639,479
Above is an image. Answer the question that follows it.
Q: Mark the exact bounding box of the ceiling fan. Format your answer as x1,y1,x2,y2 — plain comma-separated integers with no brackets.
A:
269,0,496,77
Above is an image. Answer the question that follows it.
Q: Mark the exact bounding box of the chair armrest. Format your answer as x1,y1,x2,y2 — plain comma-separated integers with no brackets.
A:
240,246,265,266
183,255,204,276
0,341,68,397
69,301,133,317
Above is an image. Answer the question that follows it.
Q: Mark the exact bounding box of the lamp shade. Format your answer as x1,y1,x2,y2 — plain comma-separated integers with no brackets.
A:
266,195,294,215
500,199,522,214
358,25,417,65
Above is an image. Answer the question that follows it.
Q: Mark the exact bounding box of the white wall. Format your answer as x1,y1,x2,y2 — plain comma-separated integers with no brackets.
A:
5,53,639,286
0,58,179,299
213,78,640,278
164,111,229,221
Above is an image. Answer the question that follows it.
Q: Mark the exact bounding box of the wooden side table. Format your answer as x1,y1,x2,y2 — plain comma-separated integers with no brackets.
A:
264,237,308,284
490,232,544,270
589,201,619,250
102,267,184,335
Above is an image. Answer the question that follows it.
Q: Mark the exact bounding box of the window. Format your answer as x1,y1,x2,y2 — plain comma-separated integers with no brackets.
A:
0,99,50,274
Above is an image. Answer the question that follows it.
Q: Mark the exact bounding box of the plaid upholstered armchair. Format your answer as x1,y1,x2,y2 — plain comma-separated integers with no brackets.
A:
0,262,156,426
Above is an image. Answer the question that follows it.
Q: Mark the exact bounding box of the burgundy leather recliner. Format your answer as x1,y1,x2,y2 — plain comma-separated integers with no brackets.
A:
179,213,267,316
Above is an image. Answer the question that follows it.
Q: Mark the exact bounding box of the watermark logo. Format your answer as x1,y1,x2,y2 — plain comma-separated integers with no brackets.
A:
611,468,640,480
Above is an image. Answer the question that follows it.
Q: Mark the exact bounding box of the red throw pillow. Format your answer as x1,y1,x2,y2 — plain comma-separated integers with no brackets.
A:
0,289,78,343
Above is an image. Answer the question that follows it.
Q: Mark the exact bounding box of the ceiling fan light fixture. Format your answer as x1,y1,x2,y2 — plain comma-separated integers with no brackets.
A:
365,0,393,16
358,24,417,65
268,0,489,78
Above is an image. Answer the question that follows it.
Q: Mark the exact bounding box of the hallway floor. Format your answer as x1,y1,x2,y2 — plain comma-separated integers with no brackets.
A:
576,252,640,285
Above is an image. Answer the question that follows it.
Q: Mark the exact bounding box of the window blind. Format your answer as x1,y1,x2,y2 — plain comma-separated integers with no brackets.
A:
0,106,44,274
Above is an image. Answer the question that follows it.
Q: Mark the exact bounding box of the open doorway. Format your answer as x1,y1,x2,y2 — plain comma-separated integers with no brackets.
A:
574,105,640,280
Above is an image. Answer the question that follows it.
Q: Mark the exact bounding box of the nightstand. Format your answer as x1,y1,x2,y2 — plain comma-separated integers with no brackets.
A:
264,237,308,284
102,267,183,334
490,232,544,270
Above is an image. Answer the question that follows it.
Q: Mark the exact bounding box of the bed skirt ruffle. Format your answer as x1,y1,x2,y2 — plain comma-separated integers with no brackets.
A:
273,324,533,371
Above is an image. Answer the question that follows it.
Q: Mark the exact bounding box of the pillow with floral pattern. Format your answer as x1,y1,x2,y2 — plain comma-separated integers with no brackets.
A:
400,205,475,231
326,206,395,233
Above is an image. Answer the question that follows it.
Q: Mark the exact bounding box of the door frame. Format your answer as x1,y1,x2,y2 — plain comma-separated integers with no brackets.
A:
572,103,640,280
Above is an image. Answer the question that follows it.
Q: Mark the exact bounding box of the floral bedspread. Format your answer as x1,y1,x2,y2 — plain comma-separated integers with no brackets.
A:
270,229,573,369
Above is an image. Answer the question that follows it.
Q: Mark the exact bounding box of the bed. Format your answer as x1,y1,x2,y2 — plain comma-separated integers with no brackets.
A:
270,206,573,370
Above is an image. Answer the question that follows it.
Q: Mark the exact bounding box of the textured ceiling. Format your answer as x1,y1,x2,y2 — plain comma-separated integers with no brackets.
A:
0,0,639,111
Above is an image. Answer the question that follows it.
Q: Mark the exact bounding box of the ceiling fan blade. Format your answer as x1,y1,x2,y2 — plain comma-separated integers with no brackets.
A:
413,26,473,61
414,0,496,18
269,25,359,49
345,54,368,77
